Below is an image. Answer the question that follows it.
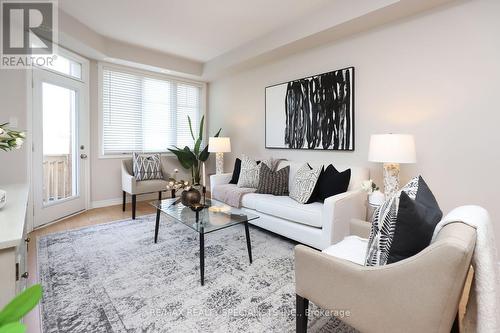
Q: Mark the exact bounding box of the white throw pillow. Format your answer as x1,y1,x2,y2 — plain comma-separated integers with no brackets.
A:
289,163,322,204
237,155,271,188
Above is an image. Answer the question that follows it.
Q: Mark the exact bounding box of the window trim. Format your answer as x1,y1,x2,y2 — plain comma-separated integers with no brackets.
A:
97,62,207,159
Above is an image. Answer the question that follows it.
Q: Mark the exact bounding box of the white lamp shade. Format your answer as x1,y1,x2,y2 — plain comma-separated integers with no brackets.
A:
368,134,416,164
208,137,231,153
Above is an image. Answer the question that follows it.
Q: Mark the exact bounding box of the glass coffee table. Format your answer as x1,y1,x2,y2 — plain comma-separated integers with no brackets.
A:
150,198,259,285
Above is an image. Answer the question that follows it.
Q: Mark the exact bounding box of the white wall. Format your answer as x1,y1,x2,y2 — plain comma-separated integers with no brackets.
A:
208,0,500,240
0,70,29,185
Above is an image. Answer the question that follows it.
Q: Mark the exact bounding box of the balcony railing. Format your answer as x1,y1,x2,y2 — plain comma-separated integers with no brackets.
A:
43,154,73,203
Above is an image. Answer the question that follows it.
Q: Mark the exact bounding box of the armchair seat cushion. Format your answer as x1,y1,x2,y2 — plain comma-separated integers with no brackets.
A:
134,179,168,194
252,195,323,228
322,236,368,265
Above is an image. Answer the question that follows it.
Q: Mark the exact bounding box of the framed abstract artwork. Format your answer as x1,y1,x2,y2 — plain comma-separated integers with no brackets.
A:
265,66,354,151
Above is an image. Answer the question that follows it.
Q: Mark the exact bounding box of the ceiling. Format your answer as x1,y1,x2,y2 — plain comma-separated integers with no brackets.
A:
58,0,458,79
58,0,331,62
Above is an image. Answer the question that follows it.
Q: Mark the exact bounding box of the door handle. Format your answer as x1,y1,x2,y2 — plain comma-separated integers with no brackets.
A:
80,153,88,159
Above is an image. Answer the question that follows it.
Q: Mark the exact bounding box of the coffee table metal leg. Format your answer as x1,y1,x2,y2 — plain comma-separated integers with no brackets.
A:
244,222,253,264
154,208,160,243
200,232,205,286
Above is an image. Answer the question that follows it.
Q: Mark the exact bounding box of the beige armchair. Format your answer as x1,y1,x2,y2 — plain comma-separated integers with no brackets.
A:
295,219,476,333
121,159,170,219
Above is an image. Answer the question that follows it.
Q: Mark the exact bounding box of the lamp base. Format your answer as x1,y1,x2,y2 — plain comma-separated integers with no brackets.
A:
383,163,400,199
215,152,224,174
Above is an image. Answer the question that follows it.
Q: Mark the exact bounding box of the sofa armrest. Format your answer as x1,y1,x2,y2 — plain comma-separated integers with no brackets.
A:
322,190,367,245
210,173,232,194
295,239,473,333
121,161,136,194
350,218,371,238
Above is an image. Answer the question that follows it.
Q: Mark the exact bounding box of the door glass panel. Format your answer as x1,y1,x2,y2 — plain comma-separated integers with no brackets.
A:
42,82,78,205
41,54,83,80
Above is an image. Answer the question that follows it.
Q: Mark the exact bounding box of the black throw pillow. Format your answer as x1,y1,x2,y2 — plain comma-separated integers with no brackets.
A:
229,158,241,184
308,164,351,203
306,165,324,203
387,176,443,264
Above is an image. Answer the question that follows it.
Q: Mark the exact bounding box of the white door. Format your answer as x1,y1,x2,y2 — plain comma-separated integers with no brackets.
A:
32,64,89,227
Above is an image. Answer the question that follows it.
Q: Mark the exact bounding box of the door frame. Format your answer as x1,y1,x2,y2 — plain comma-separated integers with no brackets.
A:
30,48,90,228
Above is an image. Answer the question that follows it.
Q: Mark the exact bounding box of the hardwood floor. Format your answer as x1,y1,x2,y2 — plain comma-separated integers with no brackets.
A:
25,201,156,333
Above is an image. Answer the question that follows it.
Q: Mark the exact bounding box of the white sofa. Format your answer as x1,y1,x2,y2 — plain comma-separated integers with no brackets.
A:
210,161,369,250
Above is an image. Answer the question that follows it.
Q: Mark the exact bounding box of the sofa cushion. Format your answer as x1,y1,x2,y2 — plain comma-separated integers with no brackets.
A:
388,177,443,264
289,164,322,204
229,158,241,184
240,192,262,210
365,176,442,266
135,179,168,194
308,165,351,203
253,195,323,228
276,160,368,192
133,153,163,181
237,155,270,188
322,236,368,265
256,163,289,196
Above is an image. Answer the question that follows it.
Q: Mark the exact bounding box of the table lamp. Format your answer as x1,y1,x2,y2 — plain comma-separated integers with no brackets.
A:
368,134,416,199
208,137,231,174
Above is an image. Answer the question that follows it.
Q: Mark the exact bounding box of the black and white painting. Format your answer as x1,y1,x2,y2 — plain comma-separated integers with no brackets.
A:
265,67,354,150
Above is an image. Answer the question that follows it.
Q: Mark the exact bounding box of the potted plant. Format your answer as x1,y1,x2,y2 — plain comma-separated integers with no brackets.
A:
0,123,26,209
168,115,221,185
361,179,384,205
0,123,25,151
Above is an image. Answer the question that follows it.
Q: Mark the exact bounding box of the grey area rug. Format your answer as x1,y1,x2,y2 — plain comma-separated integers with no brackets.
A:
38,214,356,333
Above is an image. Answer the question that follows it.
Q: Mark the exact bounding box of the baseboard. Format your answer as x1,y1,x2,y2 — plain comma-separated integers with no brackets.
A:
90,198,123,209
91,193,159,209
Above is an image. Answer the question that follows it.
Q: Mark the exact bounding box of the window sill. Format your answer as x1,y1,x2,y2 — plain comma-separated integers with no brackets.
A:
98,152,176,160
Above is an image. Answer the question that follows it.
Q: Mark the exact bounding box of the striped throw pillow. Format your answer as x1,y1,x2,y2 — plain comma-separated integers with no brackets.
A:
256,163,289,196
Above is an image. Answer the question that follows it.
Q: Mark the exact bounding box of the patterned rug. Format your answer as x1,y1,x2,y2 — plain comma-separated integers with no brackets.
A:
38,214,356,332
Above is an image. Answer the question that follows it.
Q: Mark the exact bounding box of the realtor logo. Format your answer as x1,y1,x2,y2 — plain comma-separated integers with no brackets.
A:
1,0,57,68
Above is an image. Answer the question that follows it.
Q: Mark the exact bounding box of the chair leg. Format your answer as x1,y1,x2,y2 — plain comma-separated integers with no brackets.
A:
296,294,309,333
132,195,137,220
158,191,162,201
451,312,460,333
122,191,126,212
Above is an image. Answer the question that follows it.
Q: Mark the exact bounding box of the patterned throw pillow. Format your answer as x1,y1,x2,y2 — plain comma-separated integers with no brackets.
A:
132,153,163,181
256,163,289,195
365,177,421,266
289,164,322,204
237,155,269,188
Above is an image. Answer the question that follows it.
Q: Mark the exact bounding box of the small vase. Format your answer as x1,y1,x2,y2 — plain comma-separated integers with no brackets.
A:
369,190,385,206
181,187,201,207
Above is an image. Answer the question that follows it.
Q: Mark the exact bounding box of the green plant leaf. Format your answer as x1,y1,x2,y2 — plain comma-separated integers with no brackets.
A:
199,128,222,162
167,148,194,169
198,115,205,142
0,322,26,333
182,146,198,167
194,138,202,156
187,116,195,141
0,284,42,325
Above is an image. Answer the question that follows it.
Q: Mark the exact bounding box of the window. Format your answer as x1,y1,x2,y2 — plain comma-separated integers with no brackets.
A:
41,53,83,80
100,66,203,156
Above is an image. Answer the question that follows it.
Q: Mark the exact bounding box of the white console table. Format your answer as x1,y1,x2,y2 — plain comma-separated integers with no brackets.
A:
0,183,29,308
